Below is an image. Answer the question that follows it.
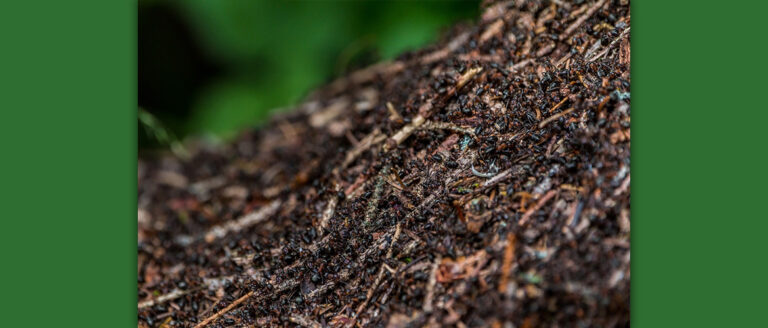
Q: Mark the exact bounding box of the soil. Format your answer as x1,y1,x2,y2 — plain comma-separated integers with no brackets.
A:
138,1,631,327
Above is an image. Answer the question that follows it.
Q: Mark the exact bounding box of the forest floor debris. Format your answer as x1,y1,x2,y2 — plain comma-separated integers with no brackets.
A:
138,1,630,327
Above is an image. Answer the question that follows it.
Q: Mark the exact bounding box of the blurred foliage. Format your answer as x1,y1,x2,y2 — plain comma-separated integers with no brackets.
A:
139,0,479,149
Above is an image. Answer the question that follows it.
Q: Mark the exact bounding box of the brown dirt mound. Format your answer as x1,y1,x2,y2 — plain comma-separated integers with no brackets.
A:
138,1,630,327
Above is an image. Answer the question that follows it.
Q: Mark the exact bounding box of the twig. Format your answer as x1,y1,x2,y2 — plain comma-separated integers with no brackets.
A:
498,234,517,293
387,102,404,122
538,107,575,128
139,289,189,309
305,280,338,301
385,69,481,151
536,42,556,57
404,187,443,222
273,235,334,277
588,27,630,62
274,277,301,295
350,223,402,326
391,171,408,191
288,314,322,328
614,174,630,196
319,185,340,235
379,276,398,305
480,19,505,43
385,114,426,151
198,294,224,318
481,165,523,189
550,97,569,113
420,32,470,65
421,120,475,135
363,166,390,227
306,226,398,300
560,0,608,40
341,129,386,168
193,291,254,328
510,59,533,72
309,98,350,128
423,256,441,313
583,39,604,60
139,276,236,309
203,200,282,244
456,67,483,91
519,190,558,225
327,61,406,94
555,52,573,68
482,0,516,21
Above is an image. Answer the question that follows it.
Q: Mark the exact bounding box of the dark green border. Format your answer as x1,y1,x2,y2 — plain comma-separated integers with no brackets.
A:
633,1,767,326
2,1,766,327
1,1,135,326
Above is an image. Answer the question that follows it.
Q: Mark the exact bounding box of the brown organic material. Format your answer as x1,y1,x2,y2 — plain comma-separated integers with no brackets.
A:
138,1,630,327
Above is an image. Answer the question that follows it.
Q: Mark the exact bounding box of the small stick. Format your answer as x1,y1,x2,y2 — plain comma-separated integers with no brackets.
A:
510,59,532,72
309,98,350,128
363,166,389,227
173,200,282,246
555,52,573,68
310,185,445,302
549,97,569,113
327,61,406,94
385,114,426,151
421,120,475,135
456,67,483,90
480,19,505,43
614,174,630,196
318,185,340,235
498,234,517,293
481,164,523,189
193,291,254,328
560,0,608,40
583,39,603,60
350,223,402,326
307,226,398,300
589,27,630,62
288,314,322,328
519,190,558,225
359,264,390,308
423,255,441,313
535,42,555,57
384,96,447,151
392,171,408,191
139,289,189,309
139,276,235,309
567,3,589,19
204,200,282,243
379,276,397,305
387,102,404,122
192,275,304,327
198,294,224,318
538,107,575,128
420,32,470,65
342,129,386,168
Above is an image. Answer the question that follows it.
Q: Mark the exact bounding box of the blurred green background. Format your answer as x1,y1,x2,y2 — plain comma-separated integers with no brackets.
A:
139,0,479,150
